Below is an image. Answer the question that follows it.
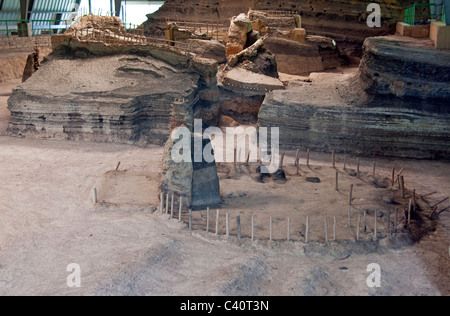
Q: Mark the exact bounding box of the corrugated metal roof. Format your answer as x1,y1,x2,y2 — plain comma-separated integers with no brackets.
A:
1,0,78,35
30,0,78,35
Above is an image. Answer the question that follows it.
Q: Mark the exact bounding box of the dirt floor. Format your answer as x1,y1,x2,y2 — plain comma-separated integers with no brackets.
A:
0,80,449,296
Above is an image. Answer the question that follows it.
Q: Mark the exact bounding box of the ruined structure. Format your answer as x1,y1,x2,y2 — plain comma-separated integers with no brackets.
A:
143,0,425,59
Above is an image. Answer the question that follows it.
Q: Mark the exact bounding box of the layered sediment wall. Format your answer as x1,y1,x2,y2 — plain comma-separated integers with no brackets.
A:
258,36,450,159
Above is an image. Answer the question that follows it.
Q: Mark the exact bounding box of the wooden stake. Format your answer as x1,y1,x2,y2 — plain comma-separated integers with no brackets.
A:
165,194,169,214
374,211,378,241
400,176,406,199
356,215,361,241
295,149,300,166
344,157,347,170
270,217,273,241
408,199,412,226
431,197,449,209
237,216,241,240
372,162,376,178
179,196,182,222
335,171,339,191
170,193,174,218
363,210,367,233
226,213,230,236
349,184,354,206
246,150,251,166
348,206,352,228
160,192,163,213
115,161,121,171
215,209,220,237
189,209,192,230
325,217,329,243
93,188,97,204
397,167,405,178
280,152,285,169
412,189,416,212
391,167,395,186
306,216,310,243
251,216,255,241
206,207,210,232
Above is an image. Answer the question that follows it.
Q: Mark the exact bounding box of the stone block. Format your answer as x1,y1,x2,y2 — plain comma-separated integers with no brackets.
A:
430,21,450,49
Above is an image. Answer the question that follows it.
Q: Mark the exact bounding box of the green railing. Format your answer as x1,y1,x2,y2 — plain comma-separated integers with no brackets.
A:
0,19,71,37
0,19,28,37
404,3,446,25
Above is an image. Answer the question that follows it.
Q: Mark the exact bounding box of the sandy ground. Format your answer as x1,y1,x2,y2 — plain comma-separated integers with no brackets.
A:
0,81,449,296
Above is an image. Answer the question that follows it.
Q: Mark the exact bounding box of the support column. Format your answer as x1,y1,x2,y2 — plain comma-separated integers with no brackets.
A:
19,0,31,37
114,0,123,17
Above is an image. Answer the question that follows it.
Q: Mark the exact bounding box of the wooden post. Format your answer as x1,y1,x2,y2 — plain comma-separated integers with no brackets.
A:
391,167,395,186
215,209,220,237
400,176,406,199
160,192,163,213
412,189,416,212
335,171,339,191
165,194,169,214
206,207,210,232
93,188,97,204
363,210,367,233
251,215,255,241
325,217,329,243
179,196,182,222
237,216,241,240
305,216,310,243
333,216,337,241
372,162,376,178
408,199,412,226
246,150,251,166
356,215,361,241
189,209,192,230
171,193,174,218
280,152,285,169
332,150,336,168
270,217,273,241
349,184,354,205
356,158,360,178
306,149,310,167
287,218,291,242
374,211,378,241
295,149,300,166
348,206,352,228
397,167,404,179
226,213,230,236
